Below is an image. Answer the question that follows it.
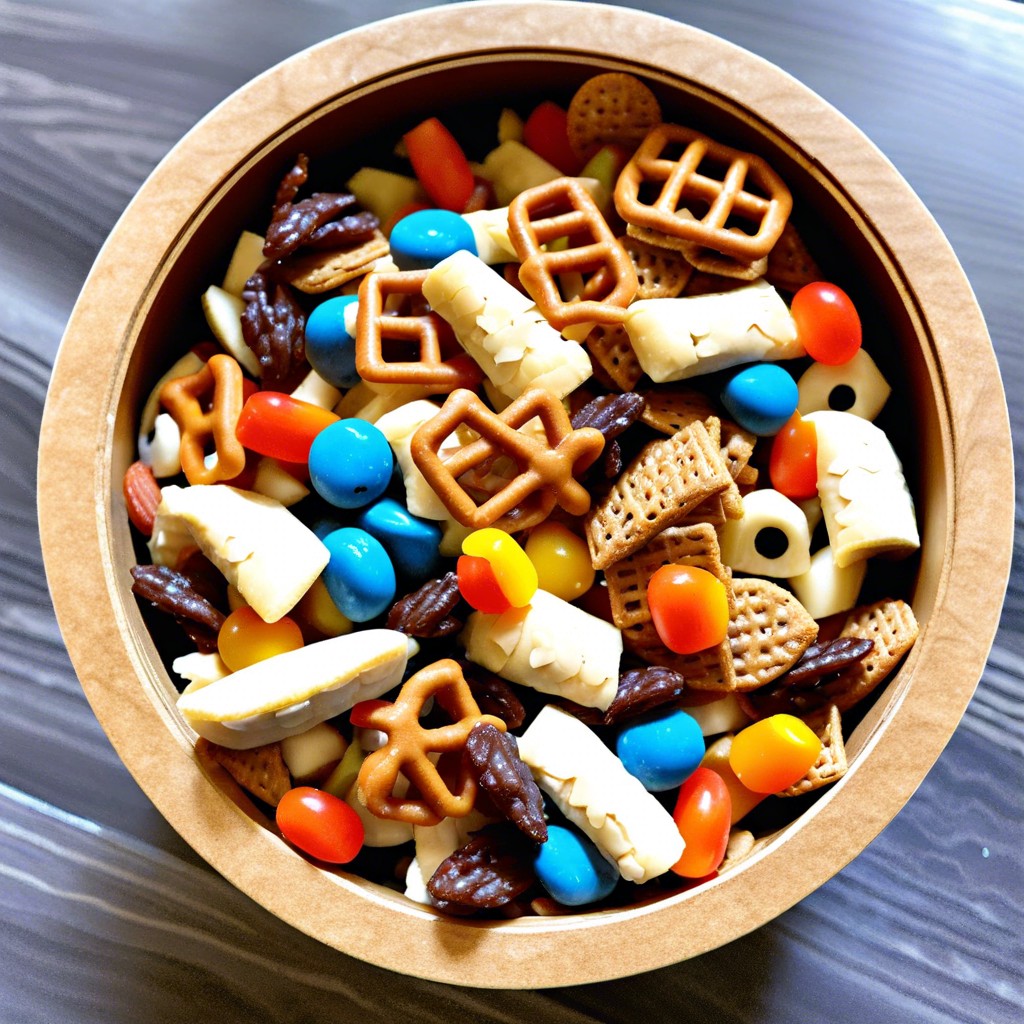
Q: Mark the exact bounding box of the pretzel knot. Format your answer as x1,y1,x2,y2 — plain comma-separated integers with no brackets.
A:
356,659,506,826
410,388,606,532
614,123,792,265
158,353,247,485
355,269,483,391
508,177,638,331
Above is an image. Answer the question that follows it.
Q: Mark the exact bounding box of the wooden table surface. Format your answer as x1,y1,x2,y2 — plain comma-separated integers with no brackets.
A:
3,0,1022,1019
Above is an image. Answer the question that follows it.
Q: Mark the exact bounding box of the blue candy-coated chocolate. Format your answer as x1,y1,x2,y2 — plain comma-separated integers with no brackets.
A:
388,209,477,271
304,294,360,388
615,707,705,792
321,527,396,622
533,824,619,907
721,363,799,436
308,419,393,510
354,497,442,580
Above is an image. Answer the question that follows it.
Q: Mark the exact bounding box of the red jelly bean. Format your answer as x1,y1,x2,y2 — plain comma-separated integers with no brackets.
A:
457,554,512,614
523,101,582,176
671,767,732,878
791,282,862,366
276,787,364,864
769,411,818,500
403,117,475,213
647,565,729,655
235,392,339,463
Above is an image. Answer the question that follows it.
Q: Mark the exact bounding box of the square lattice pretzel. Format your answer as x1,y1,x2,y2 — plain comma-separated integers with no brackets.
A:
615,123,792,264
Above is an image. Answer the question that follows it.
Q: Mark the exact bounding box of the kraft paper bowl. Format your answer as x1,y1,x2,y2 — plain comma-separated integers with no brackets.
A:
37,0,1012,988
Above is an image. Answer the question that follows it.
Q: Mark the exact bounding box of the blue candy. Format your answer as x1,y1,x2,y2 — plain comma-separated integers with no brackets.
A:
721,363,799,436
533,824,619,907
615,707,705,792
304,295,360,388
355,497,442,580
321,527,396,622
308,419,393,509
389,209,477,271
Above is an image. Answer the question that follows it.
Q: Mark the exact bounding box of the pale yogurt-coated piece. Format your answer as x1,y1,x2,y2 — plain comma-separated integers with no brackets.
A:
460,590,622,711
789,545,867,620
156,484,328,623
719,488,812,578
518,705,684,883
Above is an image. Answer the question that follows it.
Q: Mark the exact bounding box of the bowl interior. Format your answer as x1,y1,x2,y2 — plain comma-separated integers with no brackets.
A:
41,4,1008,988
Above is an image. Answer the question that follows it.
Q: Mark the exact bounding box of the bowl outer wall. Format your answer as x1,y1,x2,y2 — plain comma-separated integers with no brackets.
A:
37,0,1013,988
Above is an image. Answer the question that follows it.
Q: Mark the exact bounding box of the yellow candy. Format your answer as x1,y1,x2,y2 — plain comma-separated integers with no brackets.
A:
700,734,766,824
462,527,538,608
524,521,595,602
217,605,304,671
728,714,822,794
295,577,354,639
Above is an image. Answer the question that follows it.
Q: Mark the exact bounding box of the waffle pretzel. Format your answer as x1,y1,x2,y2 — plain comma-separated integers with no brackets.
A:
615,123,792,266
508,177,638,331
356,269,482,391
410,387,605,532
356,659,506,826
159,353,247,485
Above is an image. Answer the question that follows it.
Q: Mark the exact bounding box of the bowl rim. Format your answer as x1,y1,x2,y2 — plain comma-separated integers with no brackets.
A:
37,0,1013,988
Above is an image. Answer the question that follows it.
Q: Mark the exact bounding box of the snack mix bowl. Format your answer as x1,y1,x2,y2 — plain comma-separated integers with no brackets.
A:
37,0,1012,989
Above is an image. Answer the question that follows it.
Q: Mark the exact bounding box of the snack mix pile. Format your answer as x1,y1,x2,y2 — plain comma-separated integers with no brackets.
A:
126,73,921,916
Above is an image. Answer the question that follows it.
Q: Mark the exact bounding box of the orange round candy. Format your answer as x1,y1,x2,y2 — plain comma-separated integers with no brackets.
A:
728,714,822,794
647,565,729,655
217,605,304,671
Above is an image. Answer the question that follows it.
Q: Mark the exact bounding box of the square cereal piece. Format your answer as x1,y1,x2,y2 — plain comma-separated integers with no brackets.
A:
585,321,644,392
692,576,818,693
585,419,732,570
283,230,390,293
765,221,823,294
620,234,694,299
198,738,291,807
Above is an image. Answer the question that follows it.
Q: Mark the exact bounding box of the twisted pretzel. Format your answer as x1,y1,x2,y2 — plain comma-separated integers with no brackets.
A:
158,353,247,485
356,659,506,826
508,177,637,331
410,387,605,532
356,269,482,390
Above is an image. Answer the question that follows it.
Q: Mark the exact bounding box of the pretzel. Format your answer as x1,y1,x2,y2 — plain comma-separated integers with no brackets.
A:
410,387,605,532
159,353,247,485
508,177,638,331
355,269,482,391
615,123,792,270
356,659,506,826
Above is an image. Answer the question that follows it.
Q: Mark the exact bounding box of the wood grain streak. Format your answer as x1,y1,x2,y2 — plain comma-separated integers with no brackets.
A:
1,0,1021,1019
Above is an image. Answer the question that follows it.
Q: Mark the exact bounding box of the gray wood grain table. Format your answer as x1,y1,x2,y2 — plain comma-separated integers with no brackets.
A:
3,0,1022,1019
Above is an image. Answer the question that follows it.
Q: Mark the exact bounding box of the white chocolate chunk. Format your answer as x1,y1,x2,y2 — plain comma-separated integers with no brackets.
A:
201,285,261,377
460,590,622,710
680,694,750,737
375,400,476,521
517,705,683,882
177,629,412,749
138,350,205,440
146,503,195,567
221,230,266,298
423,250,592,401
174,651,230,693
789,545,867,620
333,380,433,422
145,412,182,478
480,139,563,206
462,207,518,264
251,457,309,507
804,410,920,568
797,348,891,421
623,280,802,383
719,488,812,578
156,484,328,623
280,722,347,782
347,784,414,847
290,368,342,410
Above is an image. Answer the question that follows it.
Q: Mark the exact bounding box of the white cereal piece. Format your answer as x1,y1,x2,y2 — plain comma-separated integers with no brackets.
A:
797,348,891,421
788,545,867,620
289,367,342,410
719,488,812,578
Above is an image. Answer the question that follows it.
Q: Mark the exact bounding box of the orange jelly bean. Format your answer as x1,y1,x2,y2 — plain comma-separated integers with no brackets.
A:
728,714,822,794
235,391,339,464
769,411,818,500
217,605,304,671
671,767,732,878
462,528,537,608
647,564,729,655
